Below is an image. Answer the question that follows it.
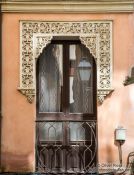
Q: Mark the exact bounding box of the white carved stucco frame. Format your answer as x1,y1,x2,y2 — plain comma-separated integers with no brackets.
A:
18,21,114,104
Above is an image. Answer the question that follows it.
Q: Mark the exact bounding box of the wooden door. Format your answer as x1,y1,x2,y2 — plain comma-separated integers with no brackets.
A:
36,40,97,174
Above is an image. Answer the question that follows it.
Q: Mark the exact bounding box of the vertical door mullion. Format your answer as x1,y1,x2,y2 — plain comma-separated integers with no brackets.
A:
62,43,70,146
63,43,70,114
62,43,70,173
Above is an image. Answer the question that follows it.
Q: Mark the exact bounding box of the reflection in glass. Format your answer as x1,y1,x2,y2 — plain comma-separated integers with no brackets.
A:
38,44,63,112
69,44,93,113
78,58,92,81
69,122,85,141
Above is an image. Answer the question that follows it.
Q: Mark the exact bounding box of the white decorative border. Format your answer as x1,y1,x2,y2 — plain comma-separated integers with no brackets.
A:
18,21,114,103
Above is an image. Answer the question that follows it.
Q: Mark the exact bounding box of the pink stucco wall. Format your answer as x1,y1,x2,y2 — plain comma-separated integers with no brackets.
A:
1,13,134,172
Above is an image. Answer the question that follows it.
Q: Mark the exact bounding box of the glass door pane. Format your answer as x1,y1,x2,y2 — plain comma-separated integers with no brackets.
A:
38,44,63,112
69,44,93,113
39,122,63,141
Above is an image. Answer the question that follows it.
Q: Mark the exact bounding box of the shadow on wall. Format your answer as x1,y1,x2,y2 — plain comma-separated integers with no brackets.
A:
106,145,113,163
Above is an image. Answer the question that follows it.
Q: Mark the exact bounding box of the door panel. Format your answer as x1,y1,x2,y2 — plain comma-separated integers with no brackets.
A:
38,44,63,112
69,44,93,114
36,40,97,174
39,122,63,141
36,121,97,173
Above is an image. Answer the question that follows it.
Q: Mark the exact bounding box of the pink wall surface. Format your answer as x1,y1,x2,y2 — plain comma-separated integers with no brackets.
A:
1,13,134,172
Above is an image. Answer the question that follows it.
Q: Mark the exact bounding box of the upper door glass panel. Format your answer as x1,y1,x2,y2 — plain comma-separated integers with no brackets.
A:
38,44,63,112
69,44,93,113
38,42,94,114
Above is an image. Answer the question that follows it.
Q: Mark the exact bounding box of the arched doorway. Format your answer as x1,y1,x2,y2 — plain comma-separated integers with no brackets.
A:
36,39,97,174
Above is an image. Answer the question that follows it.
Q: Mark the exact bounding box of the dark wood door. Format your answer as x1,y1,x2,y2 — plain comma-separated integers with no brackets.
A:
36,40,97,174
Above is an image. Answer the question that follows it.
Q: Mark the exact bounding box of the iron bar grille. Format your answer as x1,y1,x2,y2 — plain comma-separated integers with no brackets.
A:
36,121,97,174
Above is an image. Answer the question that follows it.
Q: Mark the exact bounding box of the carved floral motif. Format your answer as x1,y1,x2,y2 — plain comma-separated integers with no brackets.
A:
19,21,113,104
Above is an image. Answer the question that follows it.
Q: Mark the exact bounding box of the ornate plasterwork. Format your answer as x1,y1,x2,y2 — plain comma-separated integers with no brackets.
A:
19,21,113,104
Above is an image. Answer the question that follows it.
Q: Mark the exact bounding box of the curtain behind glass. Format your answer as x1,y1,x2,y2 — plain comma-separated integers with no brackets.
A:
38,44,62,112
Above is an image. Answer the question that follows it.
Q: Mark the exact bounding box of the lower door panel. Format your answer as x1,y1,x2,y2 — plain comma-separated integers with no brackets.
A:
36,121,97,174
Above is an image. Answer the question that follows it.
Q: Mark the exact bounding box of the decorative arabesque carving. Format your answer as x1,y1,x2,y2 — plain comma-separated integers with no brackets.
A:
19,21,113,104
34,36,53,59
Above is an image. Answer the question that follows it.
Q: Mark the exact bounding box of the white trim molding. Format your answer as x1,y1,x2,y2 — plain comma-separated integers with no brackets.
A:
1,0,134,13
18,21,114,104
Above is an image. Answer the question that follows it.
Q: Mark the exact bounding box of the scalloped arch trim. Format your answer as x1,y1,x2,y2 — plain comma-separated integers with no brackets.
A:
18,21,114,103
